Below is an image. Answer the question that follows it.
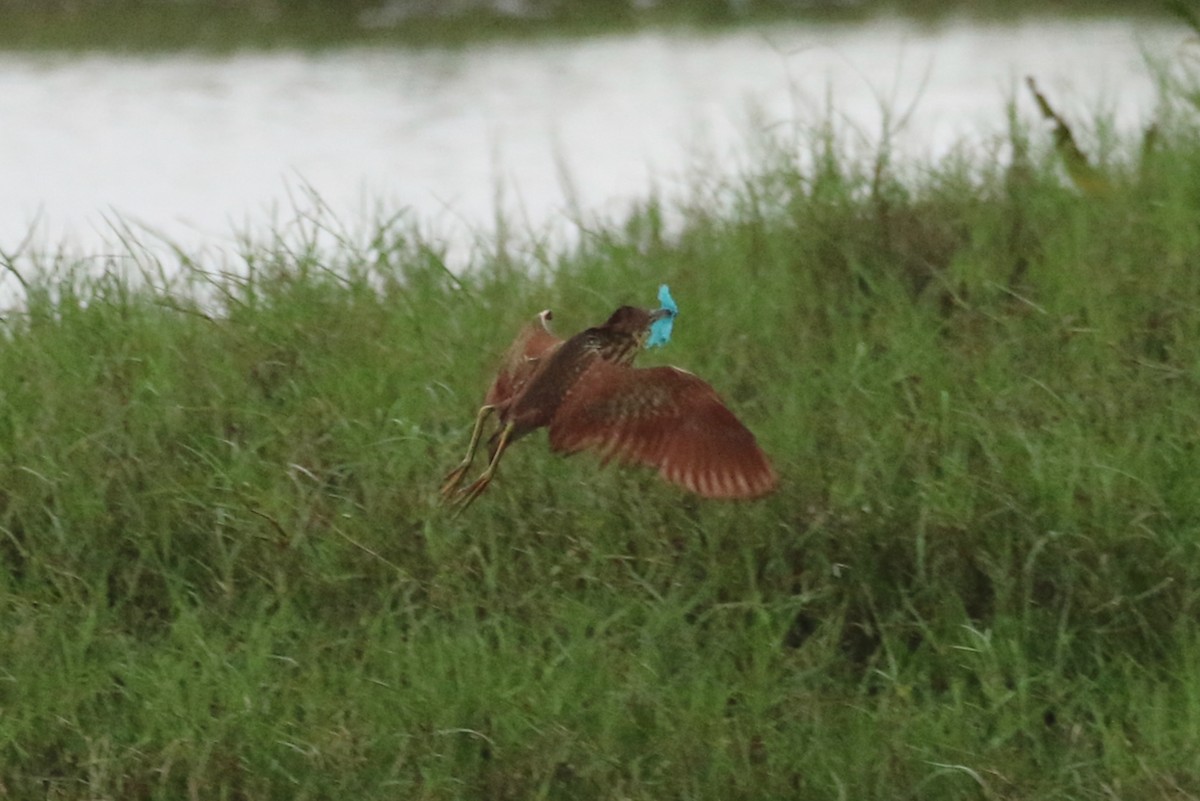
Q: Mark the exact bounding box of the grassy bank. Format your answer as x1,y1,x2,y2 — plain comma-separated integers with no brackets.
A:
0,0,1179,51
3,99,1200,798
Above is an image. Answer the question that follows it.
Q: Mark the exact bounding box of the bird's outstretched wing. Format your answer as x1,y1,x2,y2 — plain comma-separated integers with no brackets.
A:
485,317,563,408
547,360,777,499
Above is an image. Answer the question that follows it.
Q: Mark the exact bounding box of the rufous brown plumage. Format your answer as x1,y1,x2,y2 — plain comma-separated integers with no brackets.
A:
441,304,776,510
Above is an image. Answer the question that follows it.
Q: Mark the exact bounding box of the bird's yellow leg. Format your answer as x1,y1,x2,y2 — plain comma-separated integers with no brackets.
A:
440,405,495,500
454,421,514,514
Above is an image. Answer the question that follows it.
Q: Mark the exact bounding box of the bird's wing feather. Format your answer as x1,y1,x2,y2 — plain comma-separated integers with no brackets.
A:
485,321,563,407
548,360,777,499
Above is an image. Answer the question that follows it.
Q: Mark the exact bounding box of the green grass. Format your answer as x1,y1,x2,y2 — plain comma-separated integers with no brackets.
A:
4,101,1200,798
0,0,1180,52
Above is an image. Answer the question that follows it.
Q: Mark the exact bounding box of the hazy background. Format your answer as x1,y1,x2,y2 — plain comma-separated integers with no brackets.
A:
0,0,1183,261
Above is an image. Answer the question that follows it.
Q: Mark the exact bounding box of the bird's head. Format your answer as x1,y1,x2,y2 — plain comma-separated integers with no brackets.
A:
599,305,671,345
600,286,677,346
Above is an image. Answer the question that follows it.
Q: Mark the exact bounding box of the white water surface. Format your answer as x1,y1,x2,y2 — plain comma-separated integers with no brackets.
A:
0,17,1186,262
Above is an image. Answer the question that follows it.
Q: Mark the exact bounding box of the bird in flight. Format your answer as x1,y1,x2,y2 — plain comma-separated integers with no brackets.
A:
440,287,776,510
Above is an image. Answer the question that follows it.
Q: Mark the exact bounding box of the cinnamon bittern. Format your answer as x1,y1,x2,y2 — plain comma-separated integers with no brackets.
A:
440,297,777,510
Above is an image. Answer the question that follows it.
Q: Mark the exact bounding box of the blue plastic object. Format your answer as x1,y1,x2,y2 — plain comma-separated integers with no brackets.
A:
646,284,677,349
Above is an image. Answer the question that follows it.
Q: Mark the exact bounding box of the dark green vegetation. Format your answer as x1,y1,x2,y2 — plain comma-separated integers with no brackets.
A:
0,0,1178,51
5,84,1200,798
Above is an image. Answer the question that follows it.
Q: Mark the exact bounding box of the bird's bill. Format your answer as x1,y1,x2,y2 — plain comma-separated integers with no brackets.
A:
645,306,676,349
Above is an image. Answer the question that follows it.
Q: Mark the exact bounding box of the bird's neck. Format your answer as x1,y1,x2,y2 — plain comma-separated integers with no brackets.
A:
588,330,642,365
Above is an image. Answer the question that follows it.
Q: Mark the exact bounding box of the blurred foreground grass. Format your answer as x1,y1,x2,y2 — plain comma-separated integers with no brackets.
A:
4,93,1200,797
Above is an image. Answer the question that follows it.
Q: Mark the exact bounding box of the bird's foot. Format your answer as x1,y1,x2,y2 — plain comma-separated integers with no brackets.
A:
451,474,493,516
439,462,472,501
